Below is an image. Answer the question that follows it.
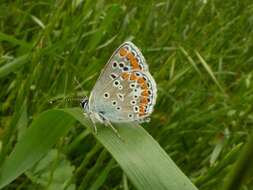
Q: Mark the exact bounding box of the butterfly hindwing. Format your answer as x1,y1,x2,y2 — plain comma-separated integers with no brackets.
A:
103,70,156,122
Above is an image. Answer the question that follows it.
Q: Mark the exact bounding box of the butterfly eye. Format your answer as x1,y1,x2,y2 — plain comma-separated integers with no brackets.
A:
112,61,118,68
103,92,110,99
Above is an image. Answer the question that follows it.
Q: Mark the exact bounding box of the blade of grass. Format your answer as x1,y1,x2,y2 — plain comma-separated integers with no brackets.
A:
0,110,75,188
0,108,199,190
195,50,225,94
65,108,199,190
86,4,122,52
221,133,253,190
0,54,29,78
179,46,202,76
88,159,115,190
0,32,32,49
194,143,243,187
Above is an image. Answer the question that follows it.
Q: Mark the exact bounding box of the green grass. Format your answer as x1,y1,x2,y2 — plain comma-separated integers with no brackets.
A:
1,0,253,189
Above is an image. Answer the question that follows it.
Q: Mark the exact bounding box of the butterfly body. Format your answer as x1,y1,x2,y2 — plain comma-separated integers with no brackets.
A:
81,41,157,129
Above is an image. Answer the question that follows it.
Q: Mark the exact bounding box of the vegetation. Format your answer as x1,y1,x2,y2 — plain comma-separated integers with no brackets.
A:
0,0,253,189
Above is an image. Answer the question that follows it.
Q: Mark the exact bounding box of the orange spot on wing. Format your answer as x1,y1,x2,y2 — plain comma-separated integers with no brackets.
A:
139,105,146,116
139,105,145,112
141,83,148,89
127,52,141,70
141,90,149,96
127,53,133,60
121,72,130,80
137,77,145,84
140,97,148,104
130,73,138,80
132,60,140,70
119,48,127,56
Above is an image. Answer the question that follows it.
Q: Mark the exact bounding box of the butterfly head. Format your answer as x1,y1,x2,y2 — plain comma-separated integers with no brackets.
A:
80,96,89,112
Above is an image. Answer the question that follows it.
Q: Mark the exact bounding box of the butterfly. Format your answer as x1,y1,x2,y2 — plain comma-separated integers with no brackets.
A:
80,41,157,137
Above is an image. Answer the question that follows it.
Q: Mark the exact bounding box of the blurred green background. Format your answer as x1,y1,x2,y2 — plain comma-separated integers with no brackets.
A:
0,0,253,189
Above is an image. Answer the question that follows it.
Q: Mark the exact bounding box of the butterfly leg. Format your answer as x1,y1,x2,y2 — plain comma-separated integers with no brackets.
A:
98,113,123,141
90,116,98,134
83,112,98,134
105,121,122,140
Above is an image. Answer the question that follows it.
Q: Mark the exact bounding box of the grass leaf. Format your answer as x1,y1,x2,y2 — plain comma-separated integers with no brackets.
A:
222,133,253,190
195,50,225,94
0,108,198,190
0,32,32,49
0,110,75,188
0,54,29,78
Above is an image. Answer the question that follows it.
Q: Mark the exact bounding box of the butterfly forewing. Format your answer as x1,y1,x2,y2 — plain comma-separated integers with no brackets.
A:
89,41,156,123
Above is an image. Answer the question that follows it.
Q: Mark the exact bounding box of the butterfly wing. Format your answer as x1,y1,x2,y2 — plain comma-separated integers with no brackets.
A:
90,41,148,94
89,41,157,122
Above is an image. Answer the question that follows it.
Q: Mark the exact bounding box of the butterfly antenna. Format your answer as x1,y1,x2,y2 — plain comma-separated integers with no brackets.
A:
49,96,83,105
48,77,86,105
64,97,83,102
